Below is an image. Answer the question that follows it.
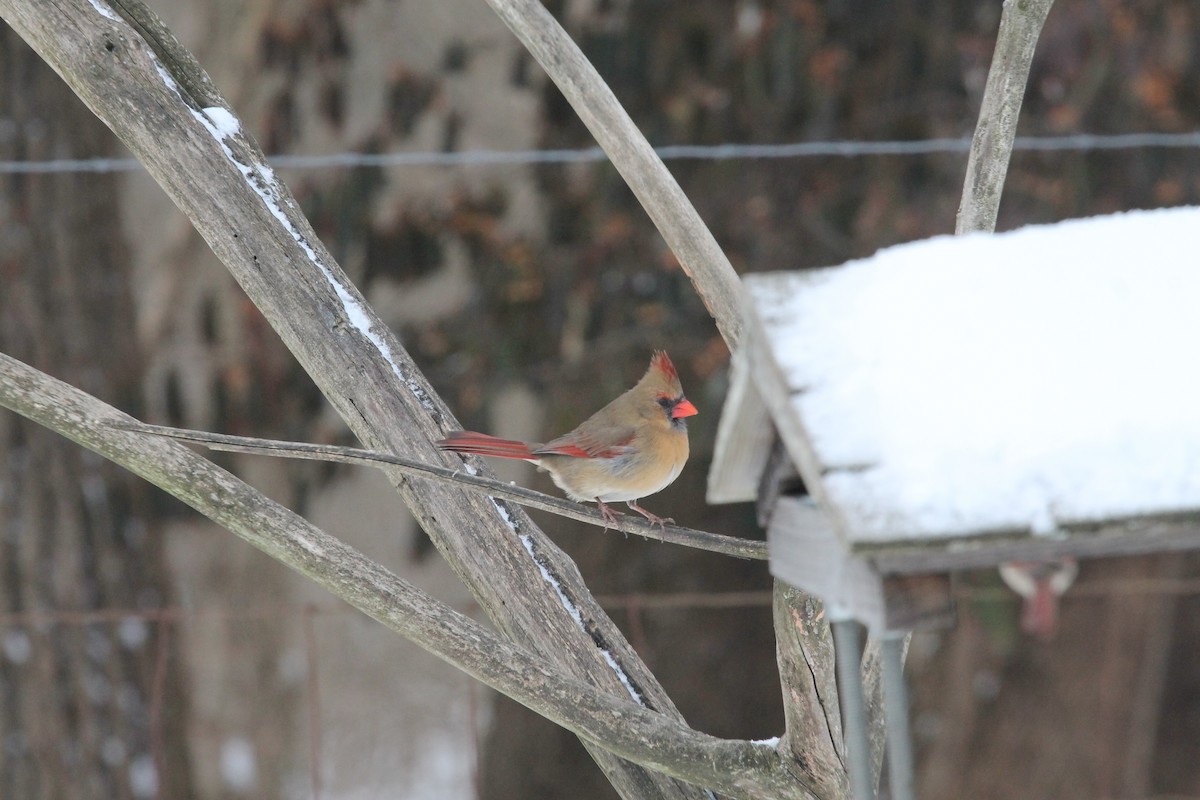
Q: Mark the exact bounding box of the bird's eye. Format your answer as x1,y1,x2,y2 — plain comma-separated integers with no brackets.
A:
656,395,673,408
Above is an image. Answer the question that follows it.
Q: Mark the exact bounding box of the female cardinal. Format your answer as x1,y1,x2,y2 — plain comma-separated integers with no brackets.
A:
436,351,698,527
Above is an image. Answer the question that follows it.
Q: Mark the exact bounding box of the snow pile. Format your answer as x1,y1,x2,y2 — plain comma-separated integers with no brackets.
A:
748,206,1200,540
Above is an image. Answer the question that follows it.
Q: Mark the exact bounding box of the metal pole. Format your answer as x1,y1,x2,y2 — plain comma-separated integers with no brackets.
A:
881,634,916,800
833,619,876,800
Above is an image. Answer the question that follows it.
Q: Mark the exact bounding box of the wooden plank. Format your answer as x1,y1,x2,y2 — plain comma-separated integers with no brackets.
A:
768,496,886,630
769,498,956,632
756,435,805,527
706,346,774,504
861,513,1200,574
742,300,860,544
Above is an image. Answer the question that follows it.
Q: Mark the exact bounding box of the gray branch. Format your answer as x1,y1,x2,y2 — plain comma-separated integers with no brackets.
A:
115,422,768,561
479,2,876,796
956,0,1056,234
484,0,744,348
0,352,816,800
773,585,851,799
0,1,725,796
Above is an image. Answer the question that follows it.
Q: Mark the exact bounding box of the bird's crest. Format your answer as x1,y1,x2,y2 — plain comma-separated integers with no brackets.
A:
638,350,686,400
650,350,679,382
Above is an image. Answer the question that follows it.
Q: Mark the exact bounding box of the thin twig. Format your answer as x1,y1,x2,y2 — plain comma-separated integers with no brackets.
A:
110,422,768,562
0,351,807,800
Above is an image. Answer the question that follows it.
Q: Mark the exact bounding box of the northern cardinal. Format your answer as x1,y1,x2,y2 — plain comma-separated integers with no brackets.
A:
998,558,1079,640
436,351,698,527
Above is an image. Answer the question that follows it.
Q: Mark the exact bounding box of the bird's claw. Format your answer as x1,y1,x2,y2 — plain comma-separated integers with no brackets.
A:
626,501,673,532
595,500,673,535
596,500,622,532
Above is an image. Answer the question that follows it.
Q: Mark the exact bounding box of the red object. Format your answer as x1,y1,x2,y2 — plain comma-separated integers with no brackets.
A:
437,351,696,527
999,559,1079,640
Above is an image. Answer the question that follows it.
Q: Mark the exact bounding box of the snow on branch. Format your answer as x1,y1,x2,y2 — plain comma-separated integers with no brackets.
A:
0,352,812,800
0,2,728,797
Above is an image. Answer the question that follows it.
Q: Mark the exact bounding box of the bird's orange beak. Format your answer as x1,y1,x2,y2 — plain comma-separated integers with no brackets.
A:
671,398,698,419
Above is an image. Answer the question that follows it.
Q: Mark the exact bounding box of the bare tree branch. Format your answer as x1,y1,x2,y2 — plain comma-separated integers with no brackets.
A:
0,351,816,800
957,0,1056,234
0,2,718,796
112,422,769,561
484,0,744,348
774,585,850,799
476,4,882,797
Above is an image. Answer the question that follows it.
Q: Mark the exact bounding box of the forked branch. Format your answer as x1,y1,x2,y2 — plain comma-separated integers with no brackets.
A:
0,1,723,796
0,352,812,800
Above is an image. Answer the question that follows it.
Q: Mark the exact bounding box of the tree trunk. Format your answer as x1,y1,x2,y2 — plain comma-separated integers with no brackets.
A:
0,28,194,799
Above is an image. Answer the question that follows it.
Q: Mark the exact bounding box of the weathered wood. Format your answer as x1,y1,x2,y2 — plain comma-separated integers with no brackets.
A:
116,422,769,561
757,435,805,528
768,498,886,631
0,3,707,797
708,347,775,505
957,0,1056,234
720,5,1060,797
863,513,1200,574
477,6,862,800
0,352,813,800
768,499,955,633
774,583,850,799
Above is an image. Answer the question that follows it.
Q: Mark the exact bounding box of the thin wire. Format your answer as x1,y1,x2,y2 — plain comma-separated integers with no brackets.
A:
4,131,1200,174
1,577,1199,628
1,572,1198,628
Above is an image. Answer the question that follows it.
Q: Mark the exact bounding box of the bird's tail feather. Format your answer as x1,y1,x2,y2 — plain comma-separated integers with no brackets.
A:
435,431,539,461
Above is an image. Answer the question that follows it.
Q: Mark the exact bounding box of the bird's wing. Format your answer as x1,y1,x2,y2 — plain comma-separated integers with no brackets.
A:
535,426,635,459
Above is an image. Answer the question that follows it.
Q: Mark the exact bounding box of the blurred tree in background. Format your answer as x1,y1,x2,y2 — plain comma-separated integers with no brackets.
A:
0,28,194,799
3,0,1200,797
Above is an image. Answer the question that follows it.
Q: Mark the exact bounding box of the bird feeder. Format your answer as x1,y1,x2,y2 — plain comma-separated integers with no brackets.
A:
706,206,1200,800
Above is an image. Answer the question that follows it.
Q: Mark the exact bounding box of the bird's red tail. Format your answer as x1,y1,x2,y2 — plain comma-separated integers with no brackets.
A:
435,431,539,461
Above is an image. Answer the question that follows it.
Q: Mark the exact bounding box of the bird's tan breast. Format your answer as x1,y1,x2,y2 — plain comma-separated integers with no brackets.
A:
539,425,690,503
605,425,689,500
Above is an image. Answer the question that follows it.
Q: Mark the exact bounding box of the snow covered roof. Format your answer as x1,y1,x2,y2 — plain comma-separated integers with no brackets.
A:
710,206,1200,571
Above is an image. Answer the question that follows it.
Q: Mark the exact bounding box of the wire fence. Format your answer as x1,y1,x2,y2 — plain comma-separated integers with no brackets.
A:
4,131,1200,174
2,577,1198,799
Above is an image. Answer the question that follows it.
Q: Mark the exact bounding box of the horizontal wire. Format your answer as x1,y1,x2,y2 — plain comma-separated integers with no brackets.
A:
3,131,1200,174
3,577,1200,627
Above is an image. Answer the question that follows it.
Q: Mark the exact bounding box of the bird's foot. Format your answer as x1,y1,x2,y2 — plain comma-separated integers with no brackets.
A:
595,499,622,532
626,501,673,531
